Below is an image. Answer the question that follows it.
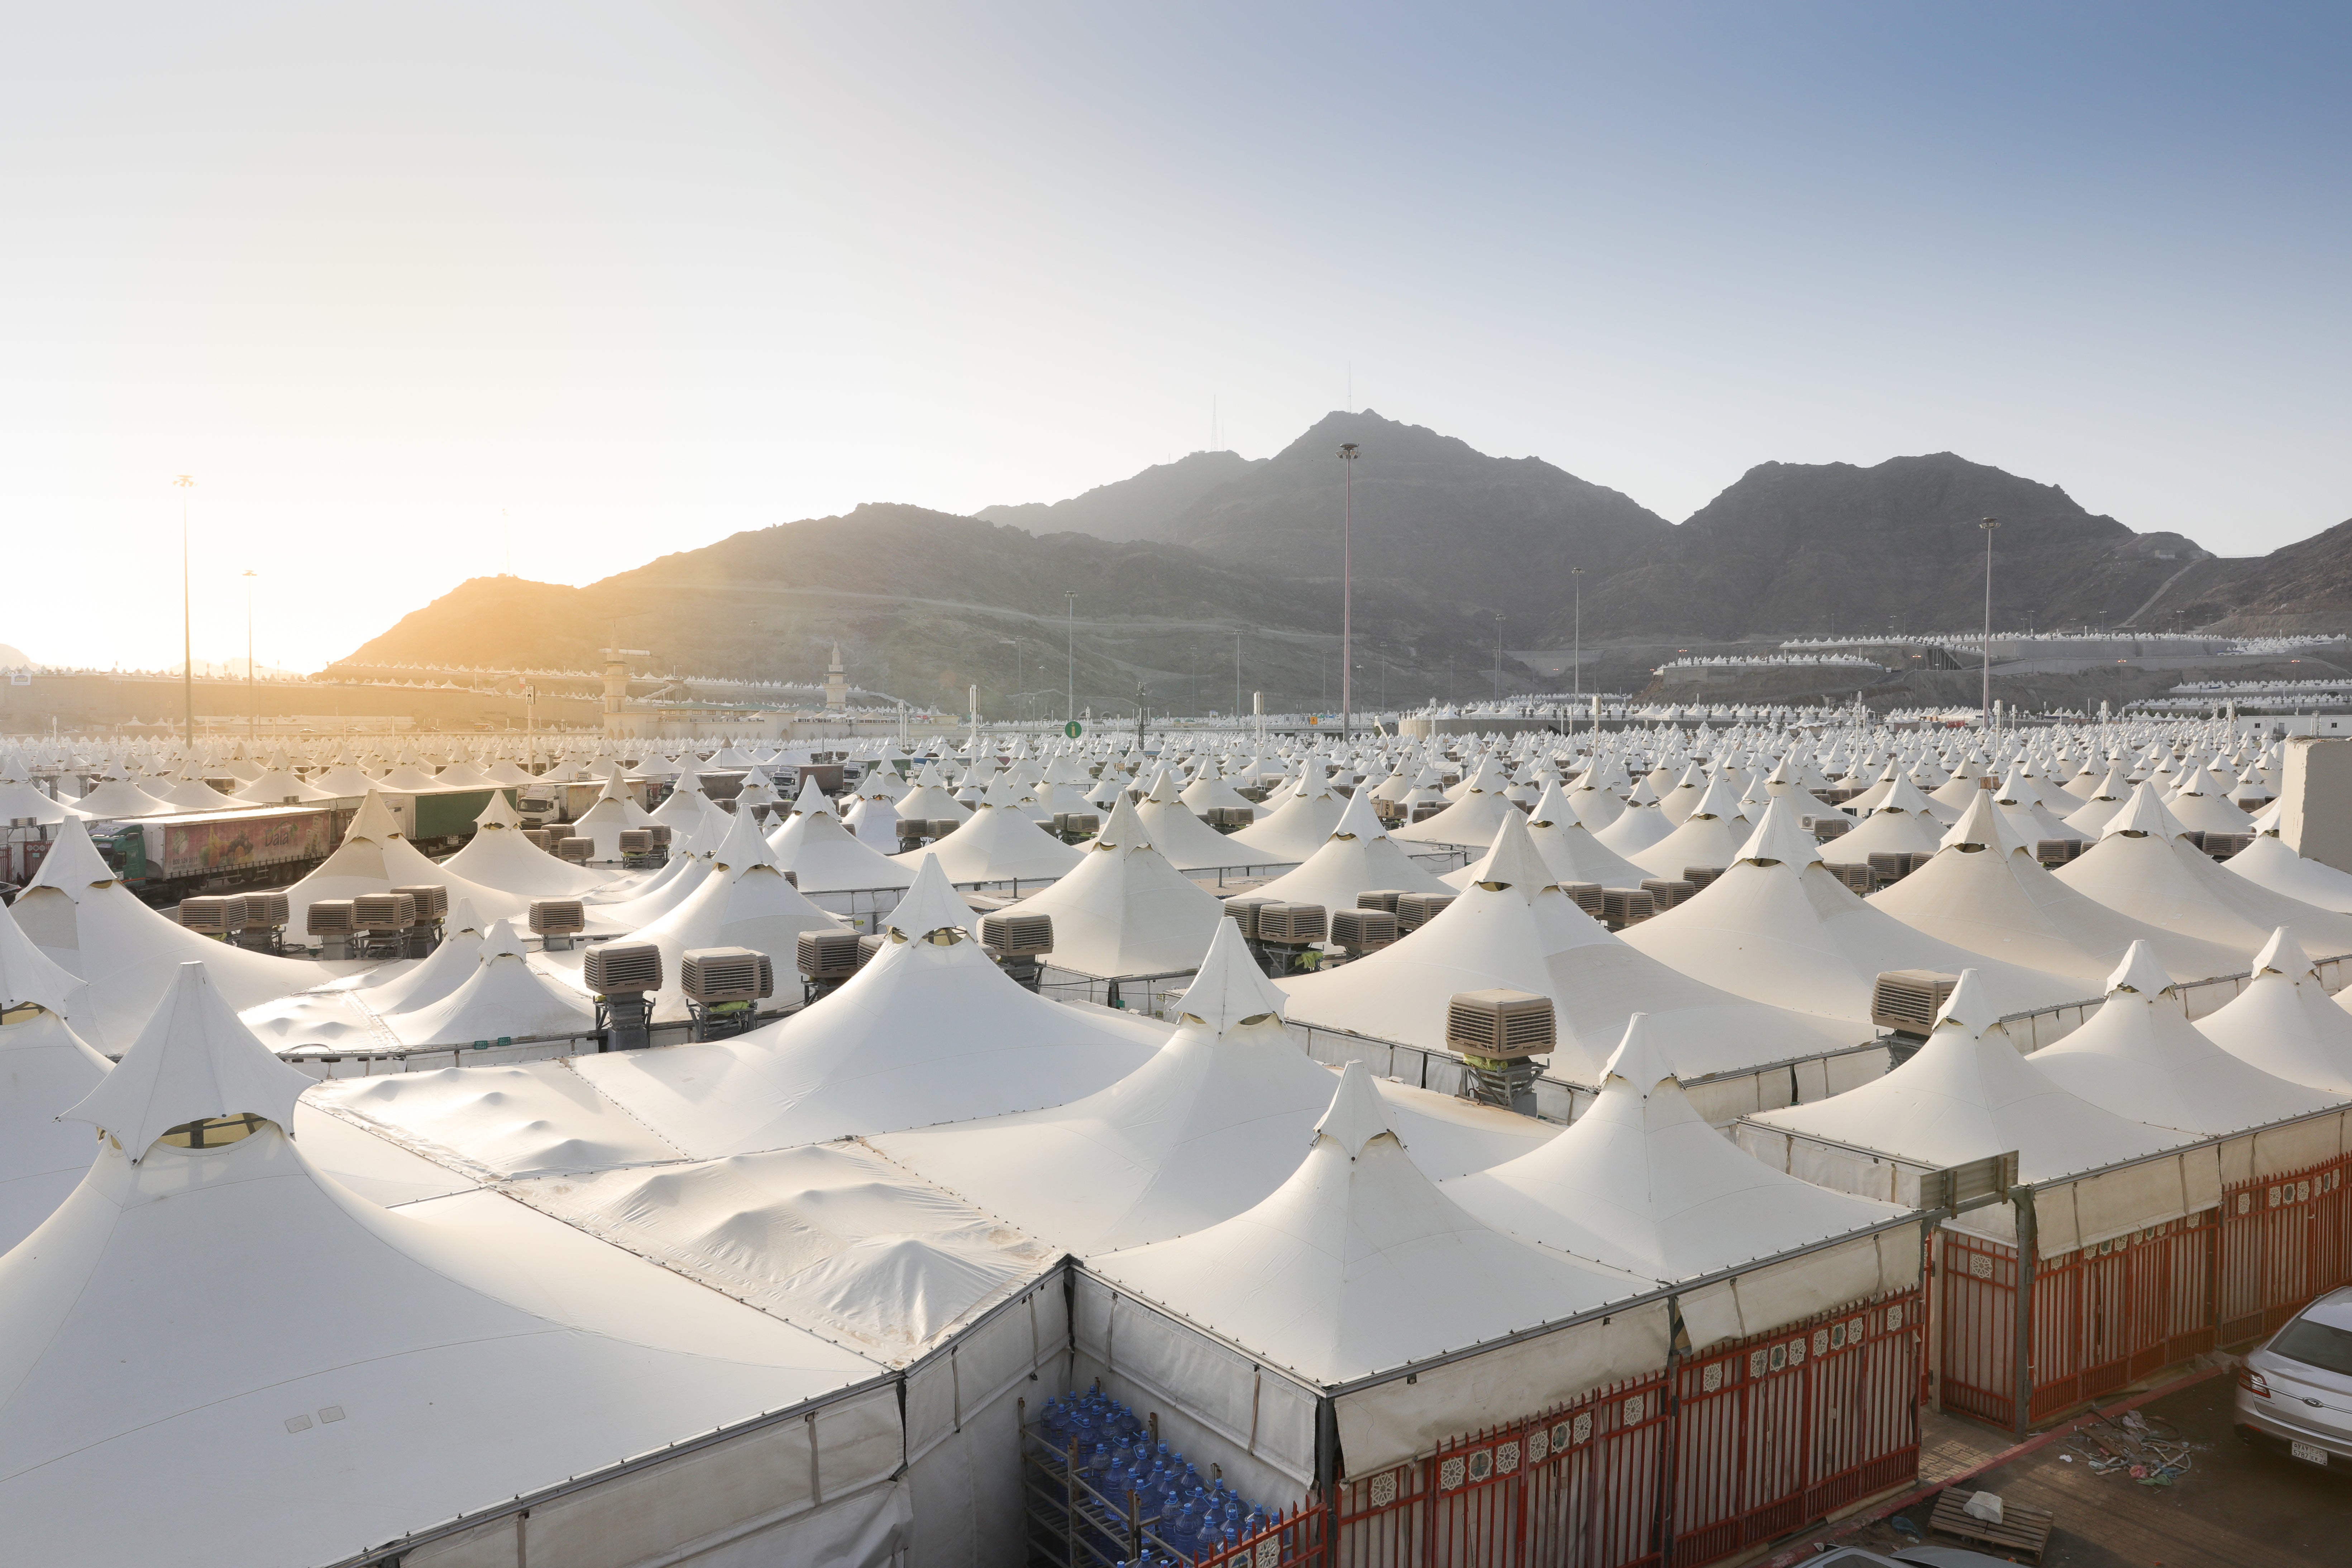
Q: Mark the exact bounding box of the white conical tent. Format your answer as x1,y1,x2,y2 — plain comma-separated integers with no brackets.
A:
1653,763,1711,827
1626,773,1750,879
383,921,596,1047
1128,766,1266,871
1389,755,1516,848
1819,773,1943,868
239,898,496,1051
2196,929,2352,1094
0,992,110,1253
1229,772,1349,863
1593,782,1675,859
574,811,848,1023
2032,942,2344,1133
565,855,1160,1158
892,763,970,826
1866,793,2245,989
1443,1018,1910,1342
767,775,917,894
2057,785,2352,960
1253,788,1453,912
1281,810,1856,1080
9,820,337,1050
992,796,1227,977
1499,780,1653,891
433,789,609,898
280,789,532,928
1085,1061,1659,1386
0,899,91,1031
1745,970,2191,1184
896,772,1082,883
2,964,893,1568
1622,798,2085,1028
66,775,171,818
2224,827,2352,916
1179,759,1261,821
571,764,658,861
879,920,1549,1253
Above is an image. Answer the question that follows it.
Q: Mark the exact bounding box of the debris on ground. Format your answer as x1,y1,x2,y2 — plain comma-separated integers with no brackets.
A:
2058,1402,2212,1488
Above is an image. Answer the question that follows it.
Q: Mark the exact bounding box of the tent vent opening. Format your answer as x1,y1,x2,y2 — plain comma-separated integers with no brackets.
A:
157,1112,268,1151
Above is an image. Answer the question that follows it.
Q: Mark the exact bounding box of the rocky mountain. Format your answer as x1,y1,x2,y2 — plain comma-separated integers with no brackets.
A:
2181,516,2352,634
1574,452,2221,642
339,504,1524,717
983,410,1671,630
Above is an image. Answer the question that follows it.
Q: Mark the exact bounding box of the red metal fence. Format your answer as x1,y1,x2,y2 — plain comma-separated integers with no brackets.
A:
1938,1150,2352,1428
1320,1288,1923,1568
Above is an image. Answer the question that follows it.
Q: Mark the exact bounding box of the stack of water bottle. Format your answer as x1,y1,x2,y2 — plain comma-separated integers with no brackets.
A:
1032,1387,1278,1565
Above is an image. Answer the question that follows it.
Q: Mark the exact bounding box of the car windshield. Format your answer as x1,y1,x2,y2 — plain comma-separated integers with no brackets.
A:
2272,1315,2352,1376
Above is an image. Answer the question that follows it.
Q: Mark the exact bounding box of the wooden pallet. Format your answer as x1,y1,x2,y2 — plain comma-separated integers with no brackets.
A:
1929,1488,2055,1563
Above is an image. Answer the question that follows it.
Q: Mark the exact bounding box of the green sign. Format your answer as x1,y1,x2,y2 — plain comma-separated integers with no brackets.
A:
1064,720,1083,738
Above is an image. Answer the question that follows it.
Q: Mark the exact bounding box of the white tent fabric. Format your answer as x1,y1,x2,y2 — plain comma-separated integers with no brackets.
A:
66,776,173,818
1229,774,1348,863
1129,767,1268,871
11,819,337,1049
897,773,1083,883
2031,942,2344,1134
0,898,92,1029
2226,831,2352,916
383,921,596,1047
67,962,315,1160
1593,789,1675,859
502,1140,1060,1362
761,777,918,894
1389,756,1515,848
1252,788,1453,913
1510,781,1653,891
1443,1018,1912,1346
1622,799,2085,1028
434,789,609,898
1744,970,2191,1184
5,1031,897,1568
881,922,1559,1255
1085,1061,1657,1388
1282,811,1857,1081
2196,929,2352,1094
561,857,1163,1158
1626,774,1750,879
571,764,659,861
993,795,1227,977
555,813,847,1023
0,1005,110,1254
1819,775,1943,868
280,789,532,928
2055,785,2352,960
1867,793,2245,989
1179,760,1261,822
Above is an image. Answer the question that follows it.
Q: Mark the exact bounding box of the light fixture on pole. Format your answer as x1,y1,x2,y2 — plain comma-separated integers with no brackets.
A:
1338,441,1358,742
241,569,258,744
1571,566,1584,730
175,475,195,749
1064,592,1076,722
1978,517,2001,728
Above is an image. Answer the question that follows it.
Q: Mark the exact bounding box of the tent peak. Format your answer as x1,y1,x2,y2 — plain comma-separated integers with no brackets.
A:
1314,1058,1399,1157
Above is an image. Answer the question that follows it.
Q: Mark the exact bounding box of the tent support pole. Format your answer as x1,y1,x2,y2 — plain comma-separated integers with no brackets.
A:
2011,1184,2038,1437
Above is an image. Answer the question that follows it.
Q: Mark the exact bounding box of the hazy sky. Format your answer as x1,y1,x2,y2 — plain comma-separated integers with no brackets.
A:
5,3,2347,672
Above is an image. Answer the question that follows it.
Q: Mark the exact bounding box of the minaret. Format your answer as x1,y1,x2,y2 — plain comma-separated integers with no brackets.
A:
824,644,848,712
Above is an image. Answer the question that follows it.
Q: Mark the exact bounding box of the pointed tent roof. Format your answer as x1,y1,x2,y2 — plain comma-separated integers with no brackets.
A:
994,796,1228,977
1749,970,2191,1183
1082,1060,1657,1386
2031,942,2343,1133
2222,830,2352,917
1283,811,1856,1082
65,962,312,1160
895,774,1082,883
1228,772,1348,863
880,921,1545,1252
1254,787,1454,910
1445,1016,1903,1279
2194,929,2352,1094
1622,799,2085,1028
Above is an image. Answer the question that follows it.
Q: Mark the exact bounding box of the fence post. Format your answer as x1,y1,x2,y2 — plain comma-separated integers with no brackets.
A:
2011,1185,2038,1436
1654,1296,1687,1564
1315,1395,1341,1560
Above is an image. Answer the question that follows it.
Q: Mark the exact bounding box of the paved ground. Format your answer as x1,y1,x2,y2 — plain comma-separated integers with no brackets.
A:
1835,1380,2347,1567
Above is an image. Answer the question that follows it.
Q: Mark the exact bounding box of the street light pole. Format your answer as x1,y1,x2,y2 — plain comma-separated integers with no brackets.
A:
1571,566,1584,731
1064,592,1076,723
1234,631,1242,722
1979,517,2001,728
175,475,195,750
1338,442,1358,742
1492,612,1505,702
242,569,257,744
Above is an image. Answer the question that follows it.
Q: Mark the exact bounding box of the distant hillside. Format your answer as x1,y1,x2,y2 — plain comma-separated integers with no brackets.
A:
986,410,1671,630
2184,516,2352,633
1575,453,2223,641
339,505,1529,717
979,450,1260,543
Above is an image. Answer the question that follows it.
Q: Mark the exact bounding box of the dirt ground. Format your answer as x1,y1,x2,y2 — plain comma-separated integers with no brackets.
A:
1832,1378,2347,1567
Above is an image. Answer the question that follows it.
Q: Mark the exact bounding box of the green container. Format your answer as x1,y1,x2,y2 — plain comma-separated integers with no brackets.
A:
410,787,517,841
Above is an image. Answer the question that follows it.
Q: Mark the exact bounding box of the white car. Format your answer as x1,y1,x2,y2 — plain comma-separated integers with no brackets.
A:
2235,1284,2352,1468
